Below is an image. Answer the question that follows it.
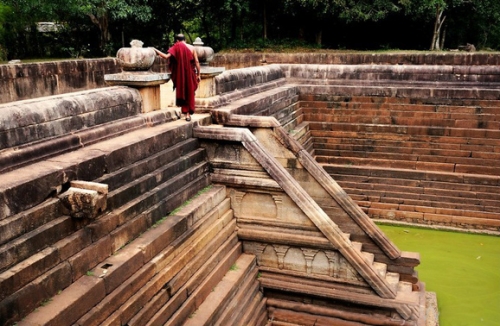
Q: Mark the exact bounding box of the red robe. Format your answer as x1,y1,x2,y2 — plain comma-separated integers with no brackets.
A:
168,42,198,114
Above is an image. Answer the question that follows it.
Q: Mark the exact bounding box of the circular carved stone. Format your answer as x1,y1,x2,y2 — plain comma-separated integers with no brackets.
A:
193,37,214,66
116,39,155,71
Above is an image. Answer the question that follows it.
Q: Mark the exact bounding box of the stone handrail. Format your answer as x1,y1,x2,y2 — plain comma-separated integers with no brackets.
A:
193,125,398,299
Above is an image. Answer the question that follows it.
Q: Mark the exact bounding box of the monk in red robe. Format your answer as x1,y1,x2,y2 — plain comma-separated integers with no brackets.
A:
153,34,201,121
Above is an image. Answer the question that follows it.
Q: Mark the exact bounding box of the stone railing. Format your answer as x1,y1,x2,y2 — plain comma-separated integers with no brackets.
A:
0,58,168,104
210,52,500,69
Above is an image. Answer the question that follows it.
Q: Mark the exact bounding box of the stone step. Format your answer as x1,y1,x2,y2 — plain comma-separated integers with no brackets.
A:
260,271,419,320
309,121,500,140
299,94,500,108
315,147,500,171
287,121,310,142
312,129,500,149
126,227,238,326
0,215,78,272
300,99,500,115
211,85,298,124
234,289,266,326
296,83,500,101
324,164,500,187
385,271,400,294
213,269,261,325
156,241,242,326
342,181,500,212
183,254,258,326
286,64,500,84
0,199,61,247
276,102,302,131
13,185,231,326
0,152,209,275
106,149,206,210
0,173,215,325
314,142,499,163
93,138,200,192
312,134,500,155
0,119,206,220
372,262,387,278
317,154,500,176
330,171,500,203
361,251,375,265
304,111,500,129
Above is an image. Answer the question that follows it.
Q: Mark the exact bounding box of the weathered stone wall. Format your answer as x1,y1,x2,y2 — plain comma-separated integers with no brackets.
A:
211,52,500,70
0,87,142,150
3,53,500,104
215,65,285,95
0,59,168,104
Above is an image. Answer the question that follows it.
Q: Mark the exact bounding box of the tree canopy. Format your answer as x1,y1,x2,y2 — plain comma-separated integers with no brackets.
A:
0,0,498,61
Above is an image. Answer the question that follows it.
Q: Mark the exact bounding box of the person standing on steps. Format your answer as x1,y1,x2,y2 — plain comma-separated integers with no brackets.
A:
153,34,201,121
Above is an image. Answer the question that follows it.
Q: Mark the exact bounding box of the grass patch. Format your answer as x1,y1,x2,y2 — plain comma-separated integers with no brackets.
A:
378,224,500,326
229,264,239,271
168,185,213,217
152,185,213,228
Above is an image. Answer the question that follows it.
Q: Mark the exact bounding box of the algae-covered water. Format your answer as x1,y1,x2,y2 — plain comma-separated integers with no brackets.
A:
378,225,500,326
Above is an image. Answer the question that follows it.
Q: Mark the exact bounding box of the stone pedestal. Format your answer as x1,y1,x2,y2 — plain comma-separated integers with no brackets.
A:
104,72,170,112
161,67,225,108
197,67,225,98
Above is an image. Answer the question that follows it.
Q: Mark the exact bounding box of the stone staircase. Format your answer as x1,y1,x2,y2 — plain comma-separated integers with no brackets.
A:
196,121,426,325
280,63,500,232
12,184,267,326
299,95,500,230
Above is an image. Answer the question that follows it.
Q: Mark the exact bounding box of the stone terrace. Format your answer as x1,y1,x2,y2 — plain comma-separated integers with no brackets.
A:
1,52,499,325
276,63,500,231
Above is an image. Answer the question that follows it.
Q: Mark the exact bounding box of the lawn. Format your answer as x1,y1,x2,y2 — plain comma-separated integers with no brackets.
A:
378,224,500,326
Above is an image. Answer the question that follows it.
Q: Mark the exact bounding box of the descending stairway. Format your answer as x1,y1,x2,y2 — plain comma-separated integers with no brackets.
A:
296,95,500,230
0,95,232,324
272,60,500,233
14,184,264,326
195,119,427,325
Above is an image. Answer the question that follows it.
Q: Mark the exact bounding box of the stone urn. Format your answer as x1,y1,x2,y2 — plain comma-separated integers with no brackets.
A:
193,37,214,66
116,39,156,71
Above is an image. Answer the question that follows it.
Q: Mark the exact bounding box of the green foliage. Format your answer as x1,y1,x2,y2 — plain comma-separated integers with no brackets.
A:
1,0,500,59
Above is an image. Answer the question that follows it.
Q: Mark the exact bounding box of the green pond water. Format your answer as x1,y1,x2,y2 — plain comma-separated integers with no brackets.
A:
378,224,500,326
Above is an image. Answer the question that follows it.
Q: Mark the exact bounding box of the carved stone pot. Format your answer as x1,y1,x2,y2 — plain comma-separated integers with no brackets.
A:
193,37,214,66
116,39,155,71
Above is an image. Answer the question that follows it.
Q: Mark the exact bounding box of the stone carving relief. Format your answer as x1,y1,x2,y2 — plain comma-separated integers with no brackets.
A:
209,142,259,167
214,144,240,163
230,189,313,226
244,242,365,284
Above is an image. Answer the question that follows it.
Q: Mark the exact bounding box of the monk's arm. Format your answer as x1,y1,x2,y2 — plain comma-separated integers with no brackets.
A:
152,47,171,60
193,50,201,80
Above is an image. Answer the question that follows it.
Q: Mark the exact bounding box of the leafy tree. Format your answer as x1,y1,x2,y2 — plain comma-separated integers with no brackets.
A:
71,0,152,55
402,0,475,50
0,3,8,60
282,0,406,46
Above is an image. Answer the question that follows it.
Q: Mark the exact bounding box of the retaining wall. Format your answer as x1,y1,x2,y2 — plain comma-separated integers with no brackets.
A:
0,59,168,104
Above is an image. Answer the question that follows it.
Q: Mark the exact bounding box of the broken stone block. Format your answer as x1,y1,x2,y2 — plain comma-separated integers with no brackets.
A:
59,181,108,219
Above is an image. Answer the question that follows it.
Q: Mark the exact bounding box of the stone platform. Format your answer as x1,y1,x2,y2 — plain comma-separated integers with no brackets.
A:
3,53,500,325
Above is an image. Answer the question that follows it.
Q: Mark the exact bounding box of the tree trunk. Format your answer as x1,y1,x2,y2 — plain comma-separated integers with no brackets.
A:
315,29,322,46
430,5,446,50
263,2,267,40
440,28,446,50
88,12,110,55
